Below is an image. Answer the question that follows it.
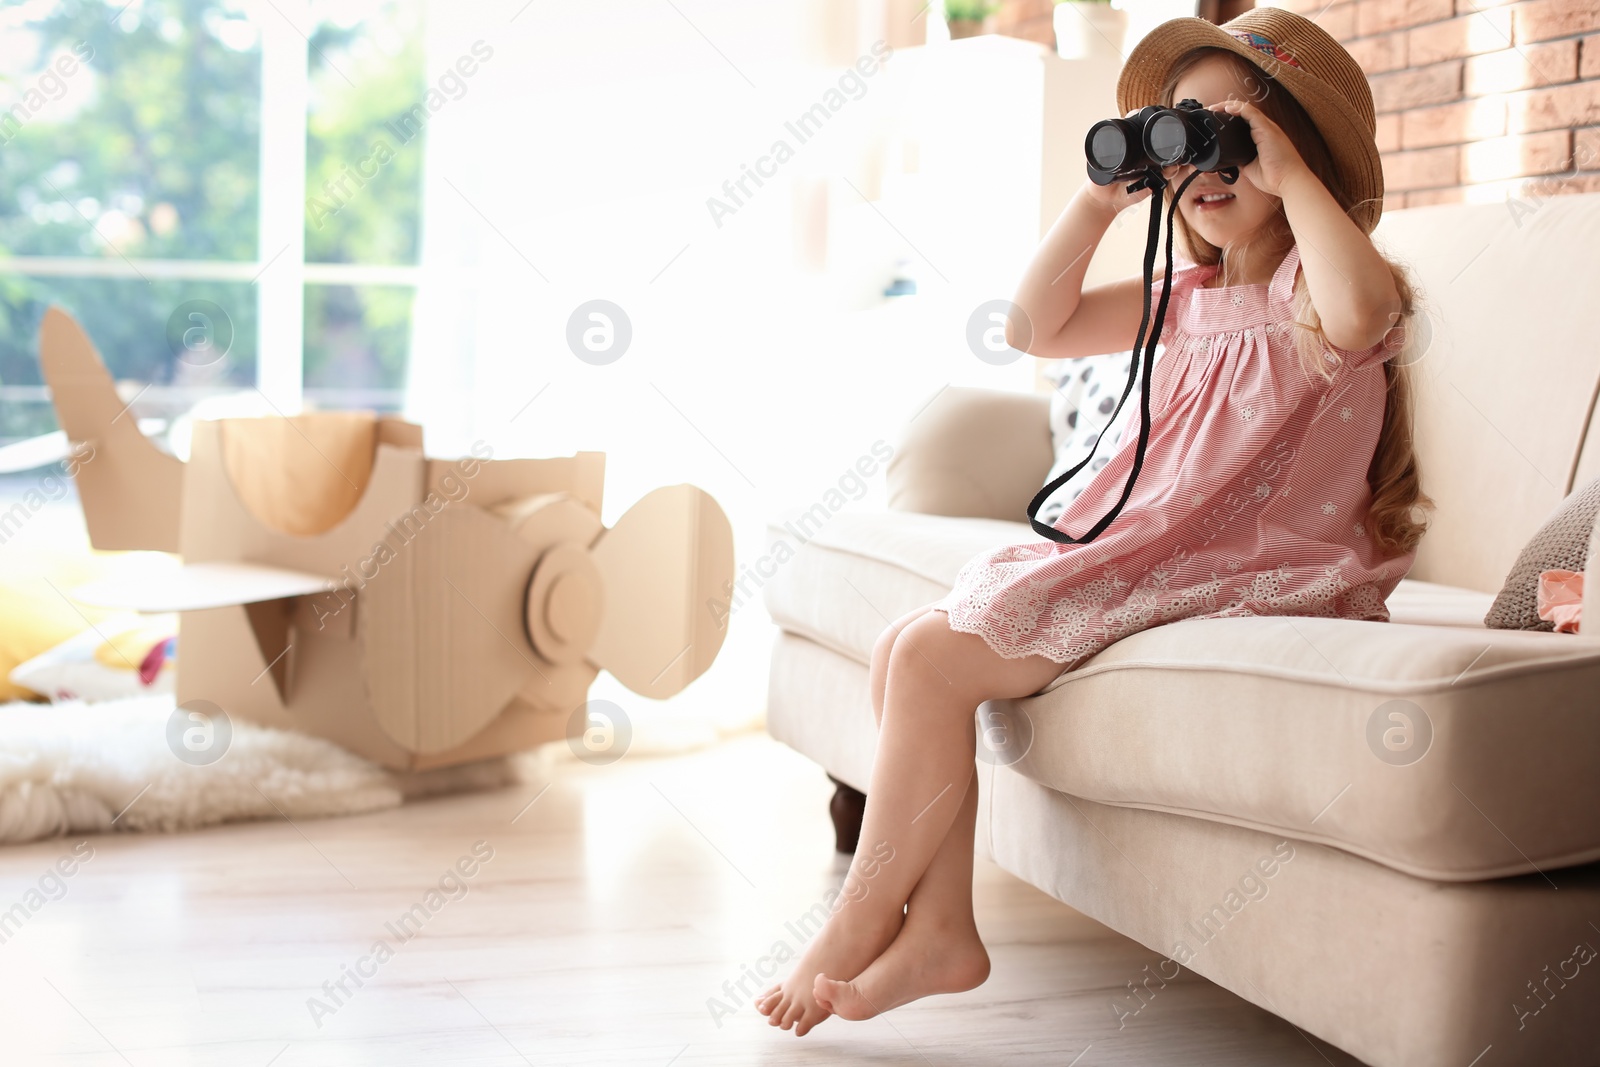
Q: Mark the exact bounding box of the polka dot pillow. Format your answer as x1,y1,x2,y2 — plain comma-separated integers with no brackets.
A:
1034,346,1165,527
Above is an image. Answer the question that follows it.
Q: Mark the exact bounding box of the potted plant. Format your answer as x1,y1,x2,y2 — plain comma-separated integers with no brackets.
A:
1053,0,1127,60
945,0,999,39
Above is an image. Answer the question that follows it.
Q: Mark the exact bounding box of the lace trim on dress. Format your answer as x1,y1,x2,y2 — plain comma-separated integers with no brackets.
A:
941,558,1391,667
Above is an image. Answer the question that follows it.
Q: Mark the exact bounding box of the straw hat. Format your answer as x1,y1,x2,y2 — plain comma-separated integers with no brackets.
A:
1117,8,1384,233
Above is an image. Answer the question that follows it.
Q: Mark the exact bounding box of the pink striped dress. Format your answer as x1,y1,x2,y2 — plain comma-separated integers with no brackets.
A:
938,244,1415,667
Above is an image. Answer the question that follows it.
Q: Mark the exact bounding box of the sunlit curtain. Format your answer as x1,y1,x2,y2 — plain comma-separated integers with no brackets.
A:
404,0,840,747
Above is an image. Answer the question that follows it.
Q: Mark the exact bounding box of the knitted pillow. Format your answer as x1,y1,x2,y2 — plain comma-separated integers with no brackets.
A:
1484,476,1600,631
1035,346,1164,527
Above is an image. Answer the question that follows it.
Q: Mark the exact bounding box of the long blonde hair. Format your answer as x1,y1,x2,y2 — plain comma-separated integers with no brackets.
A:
1160,48,1431,557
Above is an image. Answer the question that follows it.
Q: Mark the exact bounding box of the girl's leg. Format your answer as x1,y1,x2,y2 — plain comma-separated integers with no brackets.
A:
756,602,934,1020
869,604,939,722
860,607,987,1009
813,763,987,1021
760,605,1064,1035
814,609,1003,1019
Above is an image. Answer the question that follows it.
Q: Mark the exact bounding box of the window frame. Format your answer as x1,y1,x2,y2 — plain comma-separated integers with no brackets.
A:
0,0,420,421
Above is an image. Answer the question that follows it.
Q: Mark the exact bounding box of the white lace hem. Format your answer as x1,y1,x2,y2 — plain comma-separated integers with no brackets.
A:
936,567,1393,668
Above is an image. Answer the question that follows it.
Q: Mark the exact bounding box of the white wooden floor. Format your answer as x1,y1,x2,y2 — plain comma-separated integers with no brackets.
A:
0,732,1365,1066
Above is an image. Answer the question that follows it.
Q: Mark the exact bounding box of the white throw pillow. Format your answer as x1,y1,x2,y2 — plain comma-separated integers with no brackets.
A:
1034,345,1164,527
9,615,177,703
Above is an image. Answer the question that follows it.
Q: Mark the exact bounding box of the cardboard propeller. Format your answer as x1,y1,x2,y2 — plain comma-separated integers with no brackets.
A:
38,307,736,769
354,483,732,756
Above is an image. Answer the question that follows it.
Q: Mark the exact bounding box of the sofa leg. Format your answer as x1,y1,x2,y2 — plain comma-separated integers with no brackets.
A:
827,775,866,855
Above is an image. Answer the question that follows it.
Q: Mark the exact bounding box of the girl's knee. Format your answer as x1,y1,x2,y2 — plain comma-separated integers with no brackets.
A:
889,609,1063,701
886,610,961,677
870,623,898,670
875,604,940,666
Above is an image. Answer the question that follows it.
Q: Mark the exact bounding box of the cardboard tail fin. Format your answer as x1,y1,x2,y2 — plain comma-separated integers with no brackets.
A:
39,306,184,552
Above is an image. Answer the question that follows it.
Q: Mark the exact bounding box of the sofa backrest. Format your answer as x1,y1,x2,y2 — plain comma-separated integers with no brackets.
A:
1371,192,1600,593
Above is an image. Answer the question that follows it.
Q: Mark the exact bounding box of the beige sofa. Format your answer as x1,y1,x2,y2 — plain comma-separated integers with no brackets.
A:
763,193,1600,1066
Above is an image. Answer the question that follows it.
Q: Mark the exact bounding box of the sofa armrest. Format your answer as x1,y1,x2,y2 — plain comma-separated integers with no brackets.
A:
886,385,1054,523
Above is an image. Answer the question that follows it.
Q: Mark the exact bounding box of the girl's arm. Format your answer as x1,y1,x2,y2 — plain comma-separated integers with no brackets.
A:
1214,98,1401,352
1009,181,1165,360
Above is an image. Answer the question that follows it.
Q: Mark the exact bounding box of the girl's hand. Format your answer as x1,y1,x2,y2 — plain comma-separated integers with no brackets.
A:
1209,98,1313,199
1076,172,1155,218
1077,109,1164,216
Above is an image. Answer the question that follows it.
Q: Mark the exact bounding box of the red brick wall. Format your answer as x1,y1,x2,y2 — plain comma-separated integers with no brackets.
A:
1264,0,1600,209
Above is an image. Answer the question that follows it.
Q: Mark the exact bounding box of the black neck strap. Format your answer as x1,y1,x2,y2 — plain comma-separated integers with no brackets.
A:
1027,168,1203,545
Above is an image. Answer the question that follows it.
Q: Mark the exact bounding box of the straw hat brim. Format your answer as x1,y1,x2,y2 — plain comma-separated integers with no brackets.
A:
1116,16,1384,234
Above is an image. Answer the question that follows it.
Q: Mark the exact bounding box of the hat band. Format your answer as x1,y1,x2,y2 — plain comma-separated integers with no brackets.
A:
1228,30,1302,70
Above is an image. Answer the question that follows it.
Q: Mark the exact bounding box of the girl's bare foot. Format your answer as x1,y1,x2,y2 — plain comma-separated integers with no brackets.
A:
812,912,990,1021
754,904,902,1036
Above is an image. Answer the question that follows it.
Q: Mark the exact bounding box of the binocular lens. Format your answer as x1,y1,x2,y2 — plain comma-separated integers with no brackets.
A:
1145,113,1190,166
1083,98,1255,187
1088,122,1133,171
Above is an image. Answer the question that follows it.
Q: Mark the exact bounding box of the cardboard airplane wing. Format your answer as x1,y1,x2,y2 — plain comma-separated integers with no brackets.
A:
39,307,736,770
72,561,335,613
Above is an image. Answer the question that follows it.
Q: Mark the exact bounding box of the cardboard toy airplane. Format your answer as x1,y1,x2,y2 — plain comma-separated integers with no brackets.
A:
38,307,735,770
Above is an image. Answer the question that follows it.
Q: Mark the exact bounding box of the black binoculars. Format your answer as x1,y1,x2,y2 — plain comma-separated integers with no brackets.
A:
1085,98,1258,187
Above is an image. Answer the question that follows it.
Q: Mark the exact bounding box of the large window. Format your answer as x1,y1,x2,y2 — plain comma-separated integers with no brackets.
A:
0,0,423,447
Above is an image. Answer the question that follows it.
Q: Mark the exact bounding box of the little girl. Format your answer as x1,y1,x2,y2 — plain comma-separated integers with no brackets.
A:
758,9,1429,1036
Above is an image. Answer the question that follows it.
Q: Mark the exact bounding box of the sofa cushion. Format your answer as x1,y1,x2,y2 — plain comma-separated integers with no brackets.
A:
763,508,1600,880
763,508,1498,663
762,508,1028,664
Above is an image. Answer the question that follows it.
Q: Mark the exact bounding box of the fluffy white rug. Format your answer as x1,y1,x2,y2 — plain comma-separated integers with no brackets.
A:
0,696,529,845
